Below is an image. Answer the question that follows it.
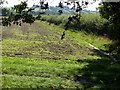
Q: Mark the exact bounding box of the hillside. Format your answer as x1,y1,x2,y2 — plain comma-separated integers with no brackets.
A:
2,20,110,60
0,6,99,16
2,20,120,89
31,6,99,15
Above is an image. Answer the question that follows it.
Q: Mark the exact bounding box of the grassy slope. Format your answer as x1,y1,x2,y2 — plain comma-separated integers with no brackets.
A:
2,21,120,89
40,14,111,50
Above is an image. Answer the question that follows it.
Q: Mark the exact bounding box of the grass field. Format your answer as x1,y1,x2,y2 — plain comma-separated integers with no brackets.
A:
2,19,120,89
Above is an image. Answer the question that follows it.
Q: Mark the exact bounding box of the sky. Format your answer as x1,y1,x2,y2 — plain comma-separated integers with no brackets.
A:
1,0,101,11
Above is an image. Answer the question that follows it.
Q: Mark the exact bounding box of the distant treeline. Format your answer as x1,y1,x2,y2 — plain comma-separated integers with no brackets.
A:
0,6,99,16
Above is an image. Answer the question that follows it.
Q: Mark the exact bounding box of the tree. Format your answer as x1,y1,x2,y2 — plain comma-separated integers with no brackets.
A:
99,2,120,25
40,0,49,11
1,0,98,39
62,0,89,30
1,0,96,26
99,2,120,58
2,1,35,26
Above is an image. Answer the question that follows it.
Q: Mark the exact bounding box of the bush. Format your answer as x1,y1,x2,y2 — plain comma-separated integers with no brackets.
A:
40,14,108,36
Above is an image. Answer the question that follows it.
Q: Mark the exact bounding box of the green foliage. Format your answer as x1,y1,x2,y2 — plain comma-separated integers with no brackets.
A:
99,2,120,24
14,1,27,14
99,2,120,58
40,14,120,58
58,2,63,8
64,14,81,30
2,1,35,26
40,15,69,25
40,14,107,35
40,1,49,10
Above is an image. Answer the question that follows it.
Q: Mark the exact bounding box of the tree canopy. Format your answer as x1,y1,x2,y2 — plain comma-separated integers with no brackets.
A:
99,2,120,58
99,2,120,25
1,0,95,26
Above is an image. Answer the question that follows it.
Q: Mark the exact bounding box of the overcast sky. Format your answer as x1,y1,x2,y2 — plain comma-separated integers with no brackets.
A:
1,0,101,11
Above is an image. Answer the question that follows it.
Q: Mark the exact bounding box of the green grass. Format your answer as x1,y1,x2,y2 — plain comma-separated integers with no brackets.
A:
2,56,120,89
39,21,112,51
40,14,109,41
3,21,108,60
40,14,107,29
2,20,120,89
2,56,86,88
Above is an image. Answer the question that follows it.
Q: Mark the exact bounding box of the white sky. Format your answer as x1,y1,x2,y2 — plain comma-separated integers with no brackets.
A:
1,0,101,11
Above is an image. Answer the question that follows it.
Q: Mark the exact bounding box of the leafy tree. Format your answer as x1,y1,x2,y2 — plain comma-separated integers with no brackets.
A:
1,0,96,26
40,1,49,10
58,1,64,15
58,1,63,8
99,2,120,25
99,2,120,58
62,0,89,34
1,0,97,39
2,1,35,26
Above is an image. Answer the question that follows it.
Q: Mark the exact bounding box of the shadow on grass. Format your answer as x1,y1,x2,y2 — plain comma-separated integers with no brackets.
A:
73,50,120,89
